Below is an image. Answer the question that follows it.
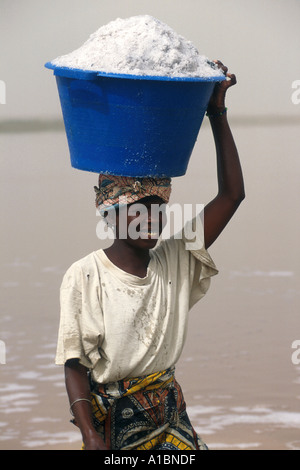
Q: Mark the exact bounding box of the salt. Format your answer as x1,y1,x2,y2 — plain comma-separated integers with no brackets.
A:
51,15,223,79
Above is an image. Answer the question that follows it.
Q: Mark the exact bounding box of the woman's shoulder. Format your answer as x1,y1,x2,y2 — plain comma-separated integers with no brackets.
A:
64,250,97,271
61,250,100,288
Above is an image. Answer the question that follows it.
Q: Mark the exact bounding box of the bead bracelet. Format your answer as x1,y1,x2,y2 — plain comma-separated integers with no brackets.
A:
206,107,227,118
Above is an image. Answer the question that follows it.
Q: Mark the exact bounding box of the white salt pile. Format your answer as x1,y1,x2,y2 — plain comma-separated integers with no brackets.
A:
51,15,223,79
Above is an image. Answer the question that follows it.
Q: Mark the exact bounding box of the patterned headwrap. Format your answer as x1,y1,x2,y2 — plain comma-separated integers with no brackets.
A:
94,174,172,213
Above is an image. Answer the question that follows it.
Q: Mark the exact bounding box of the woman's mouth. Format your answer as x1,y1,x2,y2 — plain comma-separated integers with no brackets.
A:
139,224,160,238
139,230,159,239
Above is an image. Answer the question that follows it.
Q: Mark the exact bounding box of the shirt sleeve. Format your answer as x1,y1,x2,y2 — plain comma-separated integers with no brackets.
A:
55,263,94,368
158,213,218,309
181,214,218,307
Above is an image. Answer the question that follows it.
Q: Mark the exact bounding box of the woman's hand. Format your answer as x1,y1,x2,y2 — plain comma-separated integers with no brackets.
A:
83,431,109,450
207,60,237,113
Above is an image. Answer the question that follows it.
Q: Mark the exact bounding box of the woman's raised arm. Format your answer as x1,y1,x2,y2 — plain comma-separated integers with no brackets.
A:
203,61,245,248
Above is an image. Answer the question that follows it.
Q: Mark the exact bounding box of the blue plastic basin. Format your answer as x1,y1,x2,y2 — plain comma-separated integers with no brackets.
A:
45,62,225,177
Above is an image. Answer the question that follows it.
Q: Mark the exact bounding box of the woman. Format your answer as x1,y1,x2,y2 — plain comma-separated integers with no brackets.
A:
56,62,245,450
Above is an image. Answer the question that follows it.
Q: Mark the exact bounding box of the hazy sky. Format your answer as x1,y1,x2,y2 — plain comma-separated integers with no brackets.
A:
1,0,299,120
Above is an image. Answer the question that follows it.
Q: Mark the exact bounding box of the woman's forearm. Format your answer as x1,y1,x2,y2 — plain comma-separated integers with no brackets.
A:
64,359,106,448
209,111,245,203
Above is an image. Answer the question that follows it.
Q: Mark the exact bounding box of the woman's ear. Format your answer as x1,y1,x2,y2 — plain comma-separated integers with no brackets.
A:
105,207,118,229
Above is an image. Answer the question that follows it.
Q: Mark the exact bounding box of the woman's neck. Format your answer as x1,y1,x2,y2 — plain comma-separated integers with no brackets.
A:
104,240,151,278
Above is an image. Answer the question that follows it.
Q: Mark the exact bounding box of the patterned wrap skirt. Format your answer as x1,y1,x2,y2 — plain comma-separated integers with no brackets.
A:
80,367,208,450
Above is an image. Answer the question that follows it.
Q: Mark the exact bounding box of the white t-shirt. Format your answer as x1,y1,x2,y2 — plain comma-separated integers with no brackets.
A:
56,215,218,383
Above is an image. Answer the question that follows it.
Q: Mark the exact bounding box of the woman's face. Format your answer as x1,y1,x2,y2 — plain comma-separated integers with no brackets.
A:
114,196,167,249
